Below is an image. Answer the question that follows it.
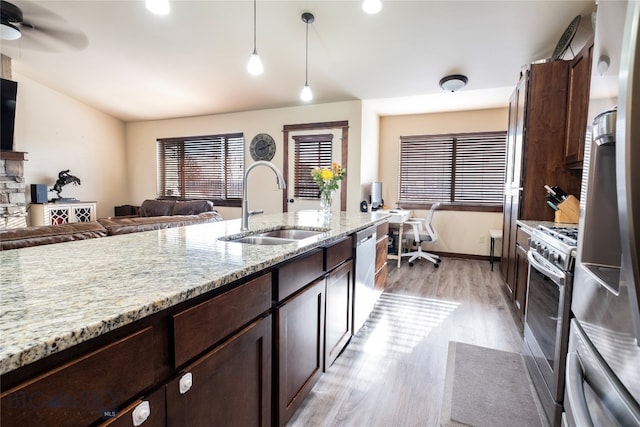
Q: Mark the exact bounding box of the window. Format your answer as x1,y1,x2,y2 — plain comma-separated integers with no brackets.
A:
398,131,506,211
293,134,333,198
157,133,244,207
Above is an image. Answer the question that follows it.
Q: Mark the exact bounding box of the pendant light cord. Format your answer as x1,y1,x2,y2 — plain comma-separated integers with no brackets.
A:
304,18,309,85
253,0,257,53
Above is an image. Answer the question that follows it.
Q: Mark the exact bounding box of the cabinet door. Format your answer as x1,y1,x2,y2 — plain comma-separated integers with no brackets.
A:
514,244,529,322
565,39,593,167
275,279,324,427
48,206,71,225
72,205,95,223
166,315,272,427
502,76,527,292
325,260,353,370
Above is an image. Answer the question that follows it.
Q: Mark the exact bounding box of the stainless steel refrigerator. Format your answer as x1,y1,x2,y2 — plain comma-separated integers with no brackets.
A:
565,0,640,426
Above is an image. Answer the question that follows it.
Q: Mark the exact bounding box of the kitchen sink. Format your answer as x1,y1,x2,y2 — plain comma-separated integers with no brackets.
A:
257,229,323,240
228,236,296,245
221,227,328,245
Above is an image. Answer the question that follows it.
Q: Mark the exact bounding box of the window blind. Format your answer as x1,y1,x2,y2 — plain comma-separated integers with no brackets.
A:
293,134,333,198
398,131,506,209
157,133,244,204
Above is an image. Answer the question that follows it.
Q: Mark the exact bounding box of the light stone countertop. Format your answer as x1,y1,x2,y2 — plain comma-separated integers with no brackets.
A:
0,211,389,375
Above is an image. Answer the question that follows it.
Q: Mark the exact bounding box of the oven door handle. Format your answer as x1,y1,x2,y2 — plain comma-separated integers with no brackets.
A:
527,250,565,286
566,351,595,427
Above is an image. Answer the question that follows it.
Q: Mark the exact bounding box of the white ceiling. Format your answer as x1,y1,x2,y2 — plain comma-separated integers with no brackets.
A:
1,0,596,122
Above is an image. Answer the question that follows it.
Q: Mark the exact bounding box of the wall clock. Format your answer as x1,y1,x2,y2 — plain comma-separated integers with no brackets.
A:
249,133,276,161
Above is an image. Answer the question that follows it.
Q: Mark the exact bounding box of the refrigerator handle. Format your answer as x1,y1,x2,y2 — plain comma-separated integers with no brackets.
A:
565,351,595,427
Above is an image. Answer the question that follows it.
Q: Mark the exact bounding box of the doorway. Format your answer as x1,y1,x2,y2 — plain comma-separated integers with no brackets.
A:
282,121,349,213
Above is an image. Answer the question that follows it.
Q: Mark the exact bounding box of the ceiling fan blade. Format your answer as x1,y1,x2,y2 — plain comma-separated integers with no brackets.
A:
18,23,88,52
2,0,88,53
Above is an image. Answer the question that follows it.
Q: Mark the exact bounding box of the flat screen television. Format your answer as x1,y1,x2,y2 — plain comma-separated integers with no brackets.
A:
1,78,18,151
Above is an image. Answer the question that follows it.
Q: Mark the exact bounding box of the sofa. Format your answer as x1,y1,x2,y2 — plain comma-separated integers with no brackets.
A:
0,199,223,250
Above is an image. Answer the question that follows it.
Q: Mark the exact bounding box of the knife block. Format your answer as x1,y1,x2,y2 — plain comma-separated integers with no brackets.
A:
555,195,580,224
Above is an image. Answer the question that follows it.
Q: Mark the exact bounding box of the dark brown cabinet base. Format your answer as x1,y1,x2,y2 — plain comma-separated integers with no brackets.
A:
166,315,272,427
275,279,325,427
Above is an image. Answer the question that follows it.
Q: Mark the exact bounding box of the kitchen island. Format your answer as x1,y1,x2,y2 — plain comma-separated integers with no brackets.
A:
0,211,388,426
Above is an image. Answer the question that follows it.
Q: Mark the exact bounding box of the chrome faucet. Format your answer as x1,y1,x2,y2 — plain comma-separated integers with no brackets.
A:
242,160,286,231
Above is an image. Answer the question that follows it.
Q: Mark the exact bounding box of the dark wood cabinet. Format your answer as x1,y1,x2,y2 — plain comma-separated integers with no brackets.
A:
565,38,594,168
99,387,166,427
275,279,325,427
0,327,156,427
513,227,532,322
501,60,583,313
171,273,271,368
324,260,353,370
375,221,389,290
166,315,272,427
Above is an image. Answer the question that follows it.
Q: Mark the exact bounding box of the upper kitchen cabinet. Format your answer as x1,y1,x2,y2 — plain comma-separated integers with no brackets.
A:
564,37,595,168
501,60,583,290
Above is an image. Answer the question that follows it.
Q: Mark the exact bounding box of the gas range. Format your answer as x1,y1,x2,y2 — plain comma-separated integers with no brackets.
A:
529,225,578,272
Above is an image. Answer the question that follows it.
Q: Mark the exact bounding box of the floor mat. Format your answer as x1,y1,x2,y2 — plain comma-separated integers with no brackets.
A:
441,341,543,427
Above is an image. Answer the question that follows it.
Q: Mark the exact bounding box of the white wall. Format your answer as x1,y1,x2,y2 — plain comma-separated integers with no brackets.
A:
379,108,509,256
125,101,363,219
13,73,128,221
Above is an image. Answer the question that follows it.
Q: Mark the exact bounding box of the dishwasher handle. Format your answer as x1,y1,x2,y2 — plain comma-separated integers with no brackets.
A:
354,225,377,247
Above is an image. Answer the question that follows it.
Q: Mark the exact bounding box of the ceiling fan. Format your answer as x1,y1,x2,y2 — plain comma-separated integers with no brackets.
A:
0,0,87,52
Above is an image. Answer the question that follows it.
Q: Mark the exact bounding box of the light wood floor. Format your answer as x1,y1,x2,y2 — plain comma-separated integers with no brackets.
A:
287,256,525,427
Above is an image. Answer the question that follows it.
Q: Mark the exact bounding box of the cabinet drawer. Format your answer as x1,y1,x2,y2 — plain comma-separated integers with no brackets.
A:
172,273,272,368
99,386,165,427
277,249,324,301
516,227,531,251
1,327,155,427
376,221,389,238
324,237,352,272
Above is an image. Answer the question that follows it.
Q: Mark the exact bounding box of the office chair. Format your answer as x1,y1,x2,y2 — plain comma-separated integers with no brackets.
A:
401,203,441,268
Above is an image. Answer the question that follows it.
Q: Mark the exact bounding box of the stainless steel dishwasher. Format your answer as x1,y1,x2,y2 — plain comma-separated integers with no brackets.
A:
353,225,377,333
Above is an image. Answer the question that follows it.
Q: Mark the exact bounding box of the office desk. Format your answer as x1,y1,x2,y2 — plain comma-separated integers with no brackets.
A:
382,209,412,268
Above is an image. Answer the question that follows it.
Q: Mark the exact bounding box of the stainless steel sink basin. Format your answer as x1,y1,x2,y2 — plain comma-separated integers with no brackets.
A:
221,227,328,245
257,229,323,240
229,236,296,245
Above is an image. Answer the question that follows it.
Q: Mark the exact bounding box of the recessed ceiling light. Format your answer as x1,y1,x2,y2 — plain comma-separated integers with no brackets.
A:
145,0,170,15
362,0,382,14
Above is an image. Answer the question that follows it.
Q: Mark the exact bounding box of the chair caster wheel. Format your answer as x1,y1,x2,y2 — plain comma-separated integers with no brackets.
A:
409,262,414,267
434,263,440,268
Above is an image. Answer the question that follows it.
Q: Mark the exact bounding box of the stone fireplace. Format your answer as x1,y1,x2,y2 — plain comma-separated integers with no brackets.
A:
0,151,28,229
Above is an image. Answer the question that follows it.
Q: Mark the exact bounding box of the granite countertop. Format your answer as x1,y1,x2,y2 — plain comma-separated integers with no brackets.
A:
0,211,389,375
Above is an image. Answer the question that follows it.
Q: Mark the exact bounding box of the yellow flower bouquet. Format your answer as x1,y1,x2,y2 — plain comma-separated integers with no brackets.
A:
311,163,346,216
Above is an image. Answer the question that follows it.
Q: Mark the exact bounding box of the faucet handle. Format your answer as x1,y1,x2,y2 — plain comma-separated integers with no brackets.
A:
249,210,264,216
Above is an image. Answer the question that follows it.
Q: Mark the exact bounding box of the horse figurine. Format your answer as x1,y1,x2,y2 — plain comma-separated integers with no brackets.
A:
51,170,81,199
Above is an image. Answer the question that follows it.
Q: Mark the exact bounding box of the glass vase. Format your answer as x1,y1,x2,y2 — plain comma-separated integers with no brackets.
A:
320,189,334,219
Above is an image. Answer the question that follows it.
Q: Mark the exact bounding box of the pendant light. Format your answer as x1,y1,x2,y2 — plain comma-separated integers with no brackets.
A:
247,0,263,75
300,12,314,102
